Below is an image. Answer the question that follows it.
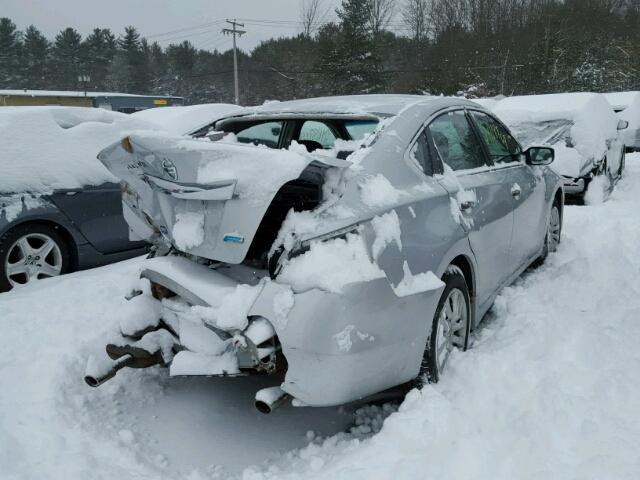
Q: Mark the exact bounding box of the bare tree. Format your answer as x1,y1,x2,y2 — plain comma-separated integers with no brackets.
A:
367,0,397,37
402,0,430,41
301,0,329,37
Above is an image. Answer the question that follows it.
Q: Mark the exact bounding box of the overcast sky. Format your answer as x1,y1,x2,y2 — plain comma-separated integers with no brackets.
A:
3,0,342,51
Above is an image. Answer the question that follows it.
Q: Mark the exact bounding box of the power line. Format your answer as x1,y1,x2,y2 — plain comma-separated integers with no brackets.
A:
222,19,246,105
145,20,224,39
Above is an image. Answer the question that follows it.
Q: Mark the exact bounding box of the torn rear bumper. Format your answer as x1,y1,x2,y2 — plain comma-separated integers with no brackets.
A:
105,255,443,406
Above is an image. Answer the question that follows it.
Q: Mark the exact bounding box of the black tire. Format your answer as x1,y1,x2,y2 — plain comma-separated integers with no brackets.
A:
0,223,72,292
420,269,471,384
619,152,626,178
536,202,562,266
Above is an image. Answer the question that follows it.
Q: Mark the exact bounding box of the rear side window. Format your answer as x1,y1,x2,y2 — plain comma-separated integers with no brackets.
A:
428,111,486,171
409,130,438,176
236,121,283,148
299,120,336,149
471,111,522,164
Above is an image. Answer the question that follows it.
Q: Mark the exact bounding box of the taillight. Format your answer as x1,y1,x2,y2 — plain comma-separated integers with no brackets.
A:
121,136,134,153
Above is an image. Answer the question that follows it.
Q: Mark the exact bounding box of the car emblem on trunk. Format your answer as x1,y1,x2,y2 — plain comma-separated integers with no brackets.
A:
161,158,178,180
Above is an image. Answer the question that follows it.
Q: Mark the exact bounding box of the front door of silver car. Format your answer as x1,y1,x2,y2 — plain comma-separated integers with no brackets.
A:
469,110,547,267
428,109,515,308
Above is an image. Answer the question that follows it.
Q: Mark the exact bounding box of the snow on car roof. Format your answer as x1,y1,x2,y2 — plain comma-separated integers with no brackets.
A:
493,92,607,121
240,94,474,117
603,91,640,110
132,104,244,135
491,92,618,178
0,106,157,194
469,96,504,110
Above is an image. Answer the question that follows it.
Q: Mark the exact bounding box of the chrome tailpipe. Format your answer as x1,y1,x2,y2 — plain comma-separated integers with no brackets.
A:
255,386,291,414
84,354,134,388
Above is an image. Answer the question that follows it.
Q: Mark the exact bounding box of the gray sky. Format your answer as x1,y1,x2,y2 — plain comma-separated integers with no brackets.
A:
3,0,341,52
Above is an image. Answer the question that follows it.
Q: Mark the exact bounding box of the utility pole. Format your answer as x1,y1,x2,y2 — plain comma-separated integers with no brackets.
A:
222,19,246,105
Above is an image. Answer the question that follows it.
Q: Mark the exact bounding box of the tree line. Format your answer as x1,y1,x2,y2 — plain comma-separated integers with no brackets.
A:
1,0,639,105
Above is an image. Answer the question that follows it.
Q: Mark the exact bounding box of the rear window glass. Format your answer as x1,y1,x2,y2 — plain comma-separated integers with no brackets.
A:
508,120,572,147
344,120,378,141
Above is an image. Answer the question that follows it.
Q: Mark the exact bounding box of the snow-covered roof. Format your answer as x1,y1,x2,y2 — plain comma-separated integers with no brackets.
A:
132,103,244,135
0,106,157,194
493,92,607,121
0,89,181,99
491,93,618,178
243,94,474,117
469,96,504,110
604,91,640,110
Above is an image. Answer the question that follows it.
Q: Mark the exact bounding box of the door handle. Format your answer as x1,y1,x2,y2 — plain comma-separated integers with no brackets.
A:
511,184,522,199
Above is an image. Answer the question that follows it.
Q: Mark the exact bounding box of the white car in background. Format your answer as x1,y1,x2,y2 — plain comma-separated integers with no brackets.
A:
604,91,640,151
487,93,626,198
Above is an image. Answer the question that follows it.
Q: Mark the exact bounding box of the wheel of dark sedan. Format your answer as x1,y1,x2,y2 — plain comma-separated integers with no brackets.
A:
0,224,71,292
421,269,470,384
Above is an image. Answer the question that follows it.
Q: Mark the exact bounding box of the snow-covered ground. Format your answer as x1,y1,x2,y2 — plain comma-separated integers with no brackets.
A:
2,157,640,480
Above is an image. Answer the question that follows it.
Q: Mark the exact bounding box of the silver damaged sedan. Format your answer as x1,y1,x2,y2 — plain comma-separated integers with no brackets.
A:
86,95,564,413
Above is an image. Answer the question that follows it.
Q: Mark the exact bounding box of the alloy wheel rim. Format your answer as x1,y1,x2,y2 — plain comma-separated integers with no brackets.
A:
5,233,63,287
435,288,468,373
548,207,561,253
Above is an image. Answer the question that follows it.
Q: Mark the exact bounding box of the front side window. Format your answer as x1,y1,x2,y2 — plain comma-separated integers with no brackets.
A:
471,112,522,164
344,120,379,141
236,121,283,148
428,111,486,171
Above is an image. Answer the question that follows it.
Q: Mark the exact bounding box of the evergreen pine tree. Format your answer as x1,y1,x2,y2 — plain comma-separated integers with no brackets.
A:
52,27,83,90
117,26,150,93
22,26,50,89
83,28,117,91
0,17,23,88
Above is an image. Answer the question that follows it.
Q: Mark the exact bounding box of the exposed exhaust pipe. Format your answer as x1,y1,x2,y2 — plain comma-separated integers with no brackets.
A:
255,386,291,414
84,354,134,388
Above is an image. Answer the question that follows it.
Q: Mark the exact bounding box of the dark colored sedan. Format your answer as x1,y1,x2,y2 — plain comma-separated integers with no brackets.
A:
0,106,154,291
0,185,148,291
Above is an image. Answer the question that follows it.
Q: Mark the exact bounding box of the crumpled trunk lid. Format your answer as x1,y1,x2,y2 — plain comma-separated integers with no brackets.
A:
98,132,345,264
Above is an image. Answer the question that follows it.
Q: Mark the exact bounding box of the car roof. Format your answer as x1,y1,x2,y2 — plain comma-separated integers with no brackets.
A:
228,94,478,118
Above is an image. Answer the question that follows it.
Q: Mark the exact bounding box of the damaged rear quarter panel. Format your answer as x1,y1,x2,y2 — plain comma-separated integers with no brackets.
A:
249,277,444,407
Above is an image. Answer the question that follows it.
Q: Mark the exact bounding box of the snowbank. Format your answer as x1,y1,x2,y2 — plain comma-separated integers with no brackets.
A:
0,107,156,194
132,103,243,135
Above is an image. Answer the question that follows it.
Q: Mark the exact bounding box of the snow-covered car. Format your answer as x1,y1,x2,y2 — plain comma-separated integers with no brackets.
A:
85,95,564,412
132,103,244,136
0,107,158,292
490,93,626,198
604,91,640,151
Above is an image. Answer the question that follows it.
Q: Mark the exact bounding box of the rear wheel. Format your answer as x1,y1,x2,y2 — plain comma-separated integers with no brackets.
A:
0,224,71,292
421,270,470,384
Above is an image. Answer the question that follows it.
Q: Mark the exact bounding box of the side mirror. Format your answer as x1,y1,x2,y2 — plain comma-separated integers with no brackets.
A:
617,119,629,131
525,146,554,166
205,130,226,141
